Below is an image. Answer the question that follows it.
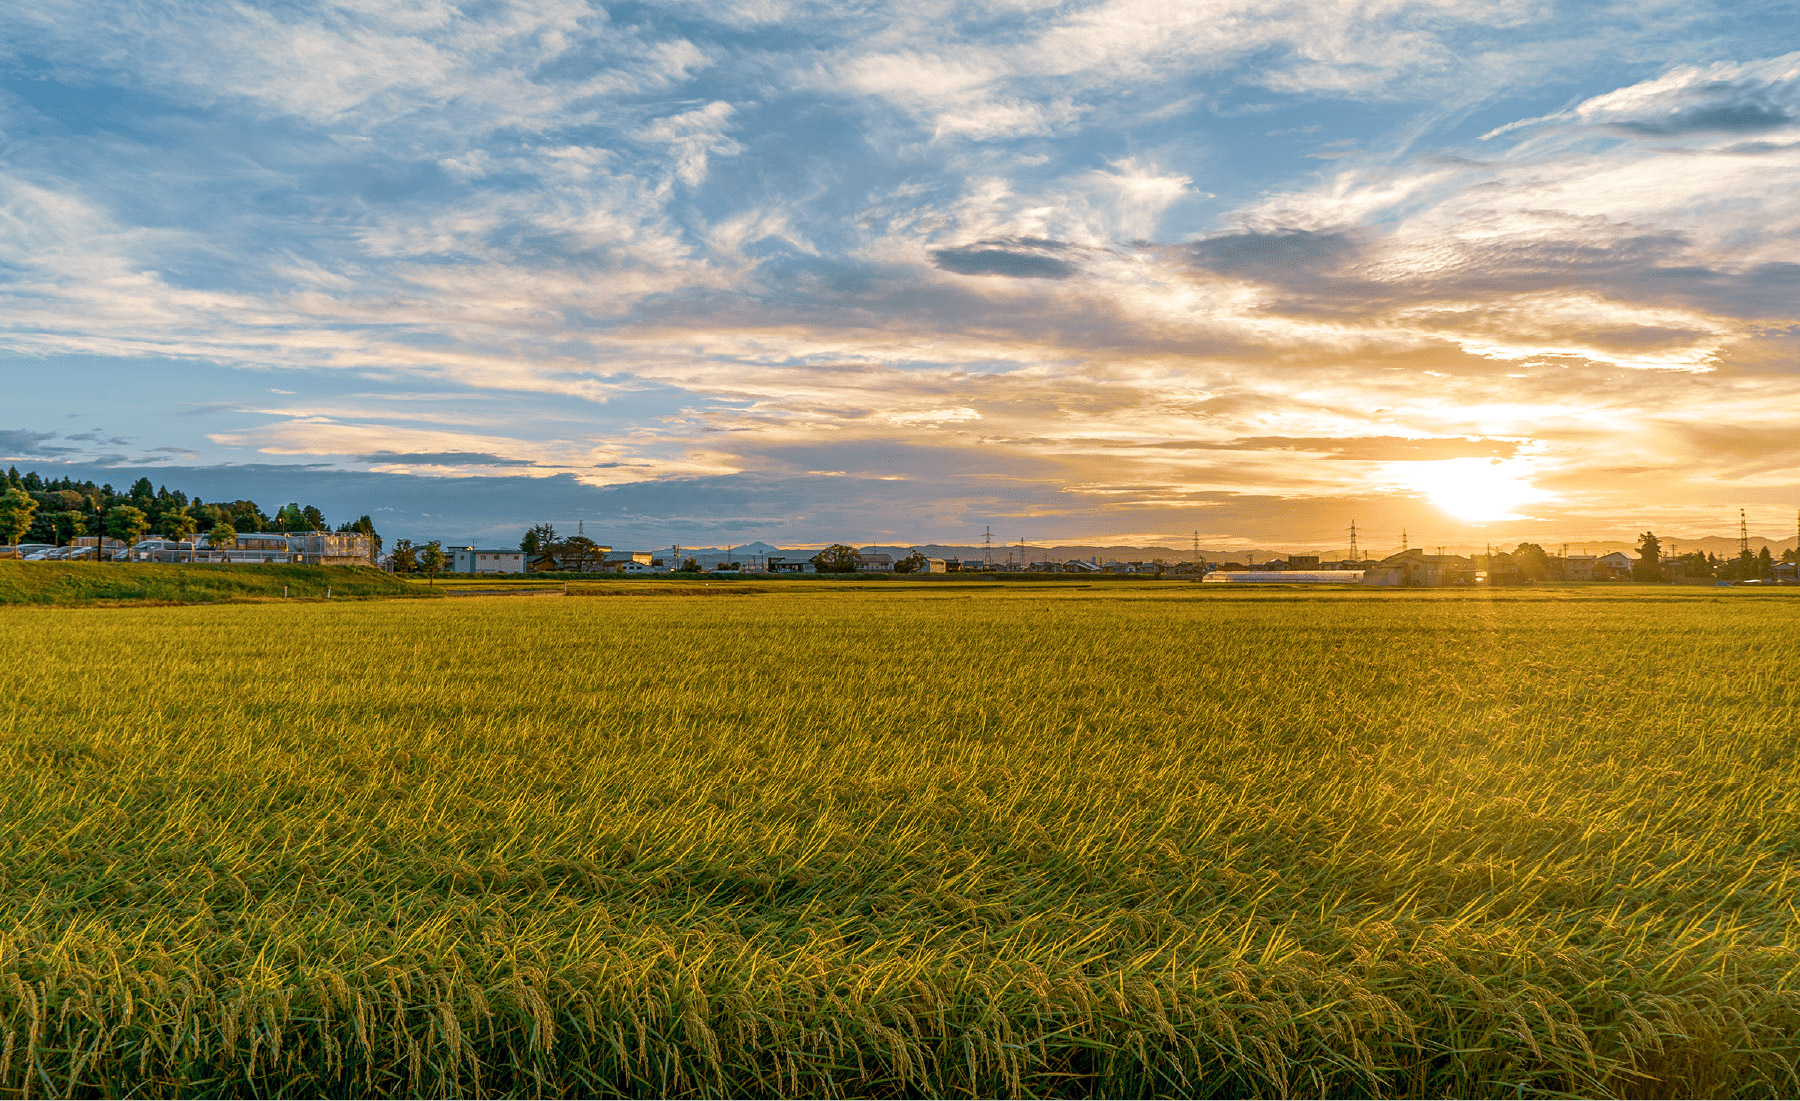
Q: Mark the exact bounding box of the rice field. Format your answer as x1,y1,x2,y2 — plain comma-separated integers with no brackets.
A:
2,583,1798,1097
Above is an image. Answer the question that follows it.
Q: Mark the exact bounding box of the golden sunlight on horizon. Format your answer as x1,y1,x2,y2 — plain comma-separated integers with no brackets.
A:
1392,457,1555,525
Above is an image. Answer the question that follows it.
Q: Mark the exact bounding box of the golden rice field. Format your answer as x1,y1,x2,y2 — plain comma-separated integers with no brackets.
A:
3,582,1799,1097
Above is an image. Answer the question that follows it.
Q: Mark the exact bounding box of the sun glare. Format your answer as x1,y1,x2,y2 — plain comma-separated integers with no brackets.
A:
1392,457,1551,524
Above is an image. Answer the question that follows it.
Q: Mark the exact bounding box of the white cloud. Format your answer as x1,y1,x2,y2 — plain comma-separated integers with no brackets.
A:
635,100,744,186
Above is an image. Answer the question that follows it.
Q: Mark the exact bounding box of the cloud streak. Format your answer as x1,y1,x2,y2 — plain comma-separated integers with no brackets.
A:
1,2,1798,544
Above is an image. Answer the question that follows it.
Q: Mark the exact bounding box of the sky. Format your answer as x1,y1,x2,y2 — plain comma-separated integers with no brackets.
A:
3,1,1800,553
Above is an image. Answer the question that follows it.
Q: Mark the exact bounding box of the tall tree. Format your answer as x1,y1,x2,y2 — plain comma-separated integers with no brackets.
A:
0,487,38,546
560,535,602,572
420,541,447,585
389,539,418,574
209,521,237,562
127,477,155,509
105,505,151,553
163,509,198,560
811,544,861,573
1634,532,1663,582
1512,542,1552,582
51,511,86,547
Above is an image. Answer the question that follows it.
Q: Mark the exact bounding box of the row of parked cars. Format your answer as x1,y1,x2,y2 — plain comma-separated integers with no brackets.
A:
4,542,132,561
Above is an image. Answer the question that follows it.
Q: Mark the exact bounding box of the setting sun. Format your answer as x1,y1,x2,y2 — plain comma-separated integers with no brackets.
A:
1392,457,1553,524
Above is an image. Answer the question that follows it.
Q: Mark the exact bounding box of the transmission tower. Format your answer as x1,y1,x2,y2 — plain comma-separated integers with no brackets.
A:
1401,527,1408,552
1192,529,1200,566
1740,509,1751,560
1348,520,1359,565
983,526,992,569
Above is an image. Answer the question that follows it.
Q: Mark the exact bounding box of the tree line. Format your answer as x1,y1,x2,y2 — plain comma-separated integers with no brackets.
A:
1490,535,1792,583
0,469,381,559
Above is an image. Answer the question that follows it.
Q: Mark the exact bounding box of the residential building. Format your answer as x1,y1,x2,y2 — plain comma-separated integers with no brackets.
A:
856,552,895,572
1360,549,1475,587
1594,551,1636,581
1562,554,1597,581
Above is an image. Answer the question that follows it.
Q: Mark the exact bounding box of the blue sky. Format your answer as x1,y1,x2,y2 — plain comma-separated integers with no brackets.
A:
4,1,1800,551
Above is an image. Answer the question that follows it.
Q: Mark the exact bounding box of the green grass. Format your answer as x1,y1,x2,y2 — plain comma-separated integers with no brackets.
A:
0,560,424,605
2,585,1798,1096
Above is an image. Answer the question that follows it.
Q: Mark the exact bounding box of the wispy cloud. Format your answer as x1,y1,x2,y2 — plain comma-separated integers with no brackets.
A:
1,2,1797,543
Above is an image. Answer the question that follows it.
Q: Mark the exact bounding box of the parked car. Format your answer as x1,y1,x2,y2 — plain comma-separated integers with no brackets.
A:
15,543,53,557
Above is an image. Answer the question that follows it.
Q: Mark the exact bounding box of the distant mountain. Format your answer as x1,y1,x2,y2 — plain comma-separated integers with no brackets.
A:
607,534,1797,568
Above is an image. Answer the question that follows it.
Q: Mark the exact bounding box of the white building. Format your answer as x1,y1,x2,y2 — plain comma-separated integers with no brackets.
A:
451,547,525,574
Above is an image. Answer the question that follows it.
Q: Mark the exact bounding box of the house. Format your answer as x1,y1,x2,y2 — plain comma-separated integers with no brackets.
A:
767,556,816,574
1361,549,1475,587
916,557,949,573
603,551,654,568
1287,554,1321,569
1562,554,1597,581
856,552,895,572
620,560,666,574
451,547,525,574
1594,551,1636,581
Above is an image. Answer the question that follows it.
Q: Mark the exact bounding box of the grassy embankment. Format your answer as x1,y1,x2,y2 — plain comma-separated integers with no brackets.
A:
3,585,1799,1097
0,560,423,605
